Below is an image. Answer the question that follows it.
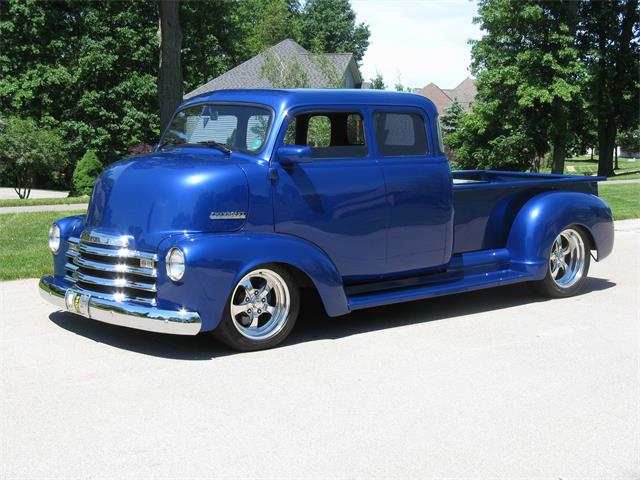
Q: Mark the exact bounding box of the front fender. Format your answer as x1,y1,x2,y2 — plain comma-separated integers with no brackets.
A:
52,215,86,279
157,232,348,332
507,191,614,279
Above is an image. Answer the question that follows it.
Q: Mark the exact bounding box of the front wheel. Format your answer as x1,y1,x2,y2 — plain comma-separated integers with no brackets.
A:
530,226,591,298
212,265,300,351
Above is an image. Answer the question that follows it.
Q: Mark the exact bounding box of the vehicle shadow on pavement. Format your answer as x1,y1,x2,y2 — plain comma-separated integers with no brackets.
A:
49,276,615,360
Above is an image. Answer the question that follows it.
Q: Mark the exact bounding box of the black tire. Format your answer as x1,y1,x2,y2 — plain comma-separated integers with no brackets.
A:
212,264,300,351
530,225,591,298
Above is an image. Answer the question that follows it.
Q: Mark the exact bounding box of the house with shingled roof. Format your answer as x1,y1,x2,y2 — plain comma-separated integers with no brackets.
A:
413,78,477,115
185,39,363,99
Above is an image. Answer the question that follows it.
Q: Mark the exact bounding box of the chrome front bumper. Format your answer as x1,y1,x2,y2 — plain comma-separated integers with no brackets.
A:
39,275,201,335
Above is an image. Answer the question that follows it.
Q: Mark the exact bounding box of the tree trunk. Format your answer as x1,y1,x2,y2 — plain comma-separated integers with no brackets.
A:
550,0,579,175
598,119,616,177
158,0,183,132
614,145,618,170
551,106,568,174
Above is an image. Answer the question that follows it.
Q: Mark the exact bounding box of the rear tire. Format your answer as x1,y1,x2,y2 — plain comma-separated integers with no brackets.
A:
530,226,591,298
212,264,300,351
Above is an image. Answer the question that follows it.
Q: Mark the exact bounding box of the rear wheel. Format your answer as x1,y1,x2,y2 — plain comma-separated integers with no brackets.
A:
212,265,300,351
530,226,591,298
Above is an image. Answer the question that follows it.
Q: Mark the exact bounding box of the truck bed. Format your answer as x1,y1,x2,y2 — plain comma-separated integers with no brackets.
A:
451,170,604,254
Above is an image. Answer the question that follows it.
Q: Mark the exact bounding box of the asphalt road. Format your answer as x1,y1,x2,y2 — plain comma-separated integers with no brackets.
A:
1,220,638,479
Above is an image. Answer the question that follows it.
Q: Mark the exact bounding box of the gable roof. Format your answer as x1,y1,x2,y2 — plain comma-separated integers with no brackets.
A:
414,77,477,114
413,82,452,114
443,77,477,110
185,39,362,99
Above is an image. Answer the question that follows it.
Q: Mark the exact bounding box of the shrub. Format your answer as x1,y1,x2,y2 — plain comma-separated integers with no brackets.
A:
71,150,103,196
0,117,68,198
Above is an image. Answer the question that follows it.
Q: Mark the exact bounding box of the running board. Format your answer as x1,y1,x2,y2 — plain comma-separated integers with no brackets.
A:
347,268,534,311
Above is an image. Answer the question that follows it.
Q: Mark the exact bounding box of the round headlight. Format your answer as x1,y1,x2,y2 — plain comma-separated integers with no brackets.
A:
48,224,61,254
166,248,185,282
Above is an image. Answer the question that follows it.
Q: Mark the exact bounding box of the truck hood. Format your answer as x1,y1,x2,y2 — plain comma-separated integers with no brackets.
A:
85,151,249,250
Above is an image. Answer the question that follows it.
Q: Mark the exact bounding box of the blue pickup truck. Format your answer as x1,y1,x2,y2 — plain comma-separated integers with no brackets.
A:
39,89,614,351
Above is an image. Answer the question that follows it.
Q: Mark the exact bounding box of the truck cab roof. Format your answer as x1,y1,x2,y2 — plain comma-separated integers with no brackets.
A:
180,88,439,118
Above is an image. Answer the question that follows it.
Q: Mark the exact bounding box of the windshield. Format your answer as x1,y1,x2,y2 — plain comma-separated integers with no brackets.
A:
161,103,272,153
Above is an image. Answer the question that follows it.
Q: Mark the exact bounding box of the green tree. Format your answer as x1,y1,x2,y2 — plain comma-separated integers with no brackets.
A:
369,73,386,90
394,75,412,92
300,0,370,63
71,150,103,196
441,98,465,137
579,0,639,176
0,1,159,164
460,0,584,173
235,0,302,58
259,50,310,88
0,117,67,198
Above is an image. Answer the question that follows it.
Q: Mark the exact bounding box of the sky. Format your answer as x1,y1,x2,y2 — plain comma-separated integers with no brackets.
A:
351,0,483,90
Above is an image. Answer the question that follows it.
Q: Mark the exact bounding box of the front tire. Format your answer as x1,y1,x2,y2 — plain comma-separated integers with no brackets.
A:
530,226,591,298
212,265,300,351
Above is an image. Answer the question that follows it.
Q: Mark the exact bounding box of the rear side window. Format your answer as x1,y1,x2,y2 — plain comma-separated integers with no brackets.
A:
373,112,428,156
283,111,367,158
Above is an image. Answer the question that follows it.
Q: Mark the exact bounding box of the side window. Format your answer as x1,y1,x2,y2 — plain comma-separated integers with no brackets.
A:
347,114,365,145
307,116,331,147
373,112,428,157
246,114,269,151
283,111,368,158
435,114,445,154
283,117,297,145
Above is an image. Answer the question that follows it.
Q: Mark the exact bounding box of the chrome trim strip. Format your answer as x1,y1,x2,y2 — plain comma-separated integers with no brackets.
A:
66,249,79,258
73,256,157,278
80,230,132,248
39,276,201,336
78,243,158,261
73,271,157,292
71,284,156,306
65,263,78,272
68,237,80,245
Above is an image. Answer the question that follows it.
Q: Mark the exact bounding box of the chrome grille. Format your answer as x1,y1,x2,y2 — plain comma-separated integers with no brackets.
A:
65,231,158,306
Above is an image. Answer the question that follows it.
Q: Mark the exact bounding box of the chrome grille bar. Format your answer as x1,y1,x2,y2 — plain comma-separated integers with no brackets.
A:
73,256,156,277
63,230,158,307
71,284,157,307
72,271,157,292
77,242,158,261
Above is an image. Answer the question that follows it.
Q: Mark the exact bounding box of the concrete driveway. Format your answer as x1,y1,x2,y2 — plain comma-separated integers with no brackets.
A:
1,221,638,479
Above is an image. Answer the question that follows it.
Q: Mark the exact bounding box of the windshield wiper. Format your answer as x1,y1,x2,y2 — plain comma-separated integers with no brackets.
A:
157,139,186,150
195,140,232,155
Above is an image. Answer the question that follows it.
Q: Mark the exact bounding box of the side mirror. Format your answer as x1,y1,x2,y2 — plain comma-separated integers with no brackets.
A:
277,146,312,165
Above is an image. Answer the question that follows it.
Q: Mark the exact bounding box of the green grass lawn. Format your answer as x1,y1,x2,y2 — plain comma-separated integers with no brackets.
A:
0,196,89,207
0,185,637,281
0,211,81,280
542,156,640,180
599,183,640,220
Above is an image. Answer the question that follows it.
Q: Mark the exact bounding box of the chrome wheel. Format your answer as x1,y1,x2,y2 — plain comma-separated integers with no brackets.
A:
549,228,586,289
229,269,291,341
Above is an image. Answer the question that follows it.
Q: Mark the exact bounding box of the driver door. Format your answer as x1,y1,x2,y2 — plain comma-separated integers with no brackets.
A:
272,107,387,281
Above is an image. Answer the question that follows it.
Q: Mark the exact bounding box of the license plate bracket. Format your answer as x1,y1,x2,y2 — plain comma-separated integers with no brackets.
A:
65,290,91,318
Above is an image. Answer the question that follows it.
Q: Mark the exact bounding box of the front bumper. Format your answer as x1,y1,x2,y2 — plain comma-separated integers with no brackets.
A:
39,275,201,335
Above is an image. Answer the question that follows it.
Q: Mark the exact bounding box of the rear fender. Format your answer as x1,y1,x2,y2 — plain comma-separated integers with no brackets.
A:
157,232,348,332
506,191,614,279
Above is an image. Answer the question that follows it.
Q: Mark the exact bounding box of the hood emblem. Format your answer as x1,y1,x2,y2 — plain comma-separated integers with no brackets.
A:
209,211,247,220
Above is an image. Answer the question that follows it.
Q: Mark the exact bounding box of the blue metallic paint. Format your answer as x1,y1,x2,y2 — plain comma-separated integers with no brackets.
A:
156,232,348,331
52,215,86,280
506,191,614,277
43,89,615,335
